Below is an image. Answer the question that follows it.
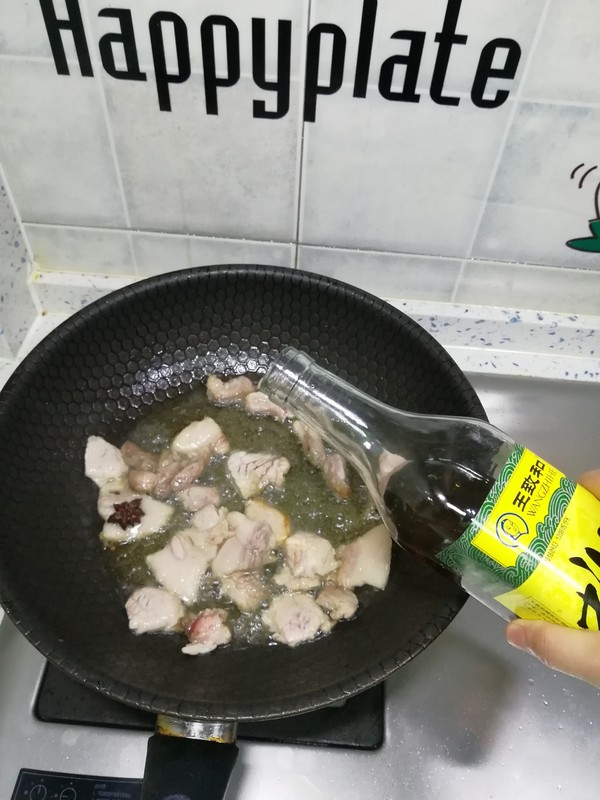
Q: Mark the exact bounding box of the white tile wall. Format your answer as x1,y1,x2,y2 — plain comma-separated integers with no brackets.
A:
0,0,599,326
26,224,135,275
472,102,600,269
23,225,296,277
454,259,600,316
0,0,59,58
133,232,294,276
299,96,512,257
524,0,600,105
104,73,302,239
297,246,460,301
0,59,125,227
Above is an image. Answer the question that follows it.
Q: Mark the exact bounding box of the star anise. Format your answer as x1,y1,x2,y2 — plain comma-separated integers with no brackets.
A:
108,498,144,530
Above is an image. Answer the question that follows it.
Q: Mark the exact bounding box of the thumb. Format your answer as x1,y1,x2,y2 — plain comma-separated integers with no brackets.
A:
578,468,600,499
506,619,600,688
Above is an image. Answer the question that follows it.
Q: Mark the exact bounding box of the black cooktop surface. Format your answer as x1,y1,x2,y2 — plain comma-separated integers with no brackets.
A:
36,663,384,750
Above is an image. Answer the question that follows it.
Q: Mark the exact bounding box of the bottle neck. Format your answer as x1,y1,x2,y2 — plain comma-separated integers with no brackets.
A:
260,348,396,522
261,348,382,452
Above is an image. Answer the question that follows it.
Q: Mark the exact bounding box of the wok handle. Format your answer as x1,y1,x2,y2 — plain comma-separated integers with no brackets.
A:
141,734,239,800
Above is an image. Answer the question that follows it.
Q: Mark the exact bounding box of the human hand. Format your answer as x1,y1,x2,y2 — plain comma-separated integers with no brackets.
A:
505,468,600,688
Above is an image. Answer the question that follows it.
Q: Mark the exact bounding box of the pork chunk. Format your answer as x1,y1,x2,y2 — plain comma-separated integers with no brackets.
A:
336,524,392,590
284,532,338,579
120,441,159,471
146,529,217,604
177,485,220,512
182,608,231,655
221,571,268,612
191,504,231,546
172,417,230,457
85,436,127,487
262,594,333,647
100,495,173,545
125,587,184,634
316,586,359,621
273,566,322,592
211,511,276,577
323,453,351,499
206,375,256,405
292,421,326,468
227,451,290,499
244,498,290,545
244,391,289,421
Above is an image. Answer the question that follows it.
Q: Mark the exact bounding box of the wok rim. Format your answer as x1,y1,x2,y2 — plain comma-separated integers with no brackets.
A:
0,264,480,721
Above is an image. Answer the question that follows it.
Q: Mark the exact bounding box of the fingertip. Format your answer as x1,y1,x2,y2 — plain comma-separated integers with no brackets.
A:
506,619,532,652
578,468,600,497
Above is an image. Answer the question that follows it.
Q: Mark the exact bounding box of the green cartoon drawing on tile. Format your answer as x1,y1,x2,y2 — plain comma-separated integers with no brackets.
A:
567,163,600,252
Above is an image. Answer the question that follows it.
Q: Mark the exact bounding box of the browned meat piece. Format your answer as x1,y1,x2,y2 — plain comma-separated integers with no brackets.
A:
323,453,351,499
206,375,256,405
183,608,231,655
120,440,159,471
244,391,290,421
128,469,158,494
170,457,209,493
292,421,326,468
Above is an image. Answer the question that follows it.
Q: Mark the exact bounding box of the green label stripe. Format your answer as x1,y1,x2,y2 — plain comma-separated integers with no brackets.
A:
498,477,574,588
437,445,523,574
438,449,575,591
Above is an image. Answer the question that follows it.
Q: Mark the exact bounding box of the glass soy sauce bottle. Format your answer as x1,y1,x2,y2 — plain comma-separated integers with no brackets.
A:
260,347,600,630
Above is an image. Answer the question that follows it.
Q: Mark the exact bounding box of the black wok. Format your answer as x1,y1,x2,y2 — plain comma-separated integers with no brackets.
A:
0,265,485,798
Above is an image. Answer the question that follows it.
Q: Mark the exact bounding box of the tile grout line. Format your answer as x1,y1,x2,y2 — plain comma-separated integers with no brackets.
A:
21,219,600,275
450,0,554,304
78,2,137,272
293,0,312,269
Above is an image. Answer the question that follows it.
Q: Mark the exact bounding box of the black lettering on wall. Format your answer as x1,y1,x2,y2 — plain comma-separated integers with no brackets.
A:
471,38,521,109
38,1,525,118
304,24,346,123
149,12,190,112
431,0,467,106
201,16,241,115
353,0,377,98
252,18,291,119
98,9,146,81
378,31,424,103
39,0,93,77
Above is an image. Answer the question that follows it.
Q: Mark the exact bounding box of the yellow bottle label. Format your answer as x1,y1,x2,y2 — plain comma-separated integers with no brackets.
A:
438,446,600,629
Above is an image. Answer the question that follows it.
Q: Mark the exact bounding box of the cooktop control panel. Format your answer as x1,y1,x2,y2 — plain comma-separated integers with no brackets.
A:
12,770,141,800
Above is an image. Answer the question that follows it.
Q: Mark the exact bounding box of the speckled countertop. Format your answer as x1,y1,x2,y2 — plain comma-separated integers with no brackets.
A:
390,300,600,383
